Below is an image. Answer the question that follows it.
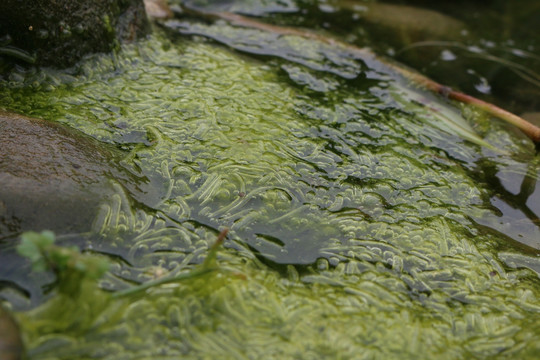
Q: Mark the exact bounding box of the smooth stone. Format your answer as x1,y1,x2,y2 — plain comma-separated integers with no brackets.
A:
0,111,121,237
0,304,24,360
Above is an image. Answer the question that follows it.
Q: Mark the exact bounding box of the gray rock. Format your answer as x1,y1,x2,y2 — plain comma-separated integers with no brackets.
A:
0,111,122,237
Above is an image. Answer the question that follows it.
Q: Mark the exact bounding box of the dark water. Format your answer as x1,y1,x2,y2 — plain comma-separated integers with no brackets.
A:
292,0,540,115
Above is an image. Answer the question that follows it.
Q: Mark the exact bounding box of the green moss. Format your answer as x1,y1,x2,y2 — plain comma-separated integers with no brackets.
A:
0,19,540,360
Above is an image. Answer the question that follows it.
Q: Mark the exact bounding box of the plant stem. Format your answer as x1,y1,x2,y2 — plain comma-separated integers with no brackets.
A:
111,266,215,298
112,228,229,298
174,4,540,144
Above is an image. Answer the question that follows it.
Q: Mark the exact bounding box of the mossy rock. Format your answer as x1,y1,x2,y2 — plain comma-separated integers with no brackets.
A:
0,0,149,67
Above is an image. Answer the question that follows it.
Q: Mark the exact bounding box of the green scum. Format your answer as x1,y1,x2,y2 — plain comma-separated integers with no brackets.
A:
1,14,540,360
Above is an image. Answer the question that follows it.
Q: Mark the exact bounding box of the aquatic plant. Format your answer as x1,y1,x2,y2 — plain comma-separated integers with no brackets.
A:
17,228,228,297
171,3,540,144
0,46,36,64
112,228,229,297
17,231,110,296
15,227,229,354
1,2,540,358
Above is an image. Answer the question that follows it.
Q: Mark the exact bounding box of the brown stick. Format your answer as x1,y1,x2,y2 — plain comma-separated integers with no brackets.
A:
175,5,540,144
214,227,229,247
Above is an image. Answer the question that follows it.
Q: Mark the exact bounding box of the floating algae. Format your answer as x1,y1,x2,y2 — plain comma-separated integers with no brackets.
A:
0,8,540,360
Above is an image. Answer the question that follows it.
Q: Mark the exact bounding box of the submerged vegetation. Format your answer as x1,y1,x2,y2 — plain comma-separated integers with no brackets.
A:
1,0,540,359
174,3,540,144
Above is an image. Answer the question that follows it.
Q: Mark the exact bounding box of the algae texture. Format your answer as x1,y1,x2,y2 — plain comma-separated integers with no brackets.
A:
0,12,540,360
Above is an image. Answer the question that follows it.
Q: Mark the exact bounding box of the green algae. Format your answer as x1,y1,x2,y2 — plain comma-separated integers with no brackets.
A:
0,13,540,360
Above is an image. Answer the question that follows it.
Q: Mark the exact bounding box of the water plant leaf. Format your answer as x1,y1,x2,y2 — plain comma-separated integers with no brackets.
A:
17,231,55,272
389,82,501,151
16,231,110,295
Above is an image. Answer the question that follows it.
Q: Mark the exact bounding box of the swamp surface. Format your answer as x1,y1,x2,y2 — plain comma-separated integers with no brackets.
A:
1,0,540,359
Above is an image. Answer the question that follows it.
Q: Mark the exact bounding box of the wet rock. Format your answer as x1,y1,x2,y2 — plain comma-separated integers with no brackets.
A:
0,303,24,360
0,111,122,237
0,0,150,68
0,111,156,308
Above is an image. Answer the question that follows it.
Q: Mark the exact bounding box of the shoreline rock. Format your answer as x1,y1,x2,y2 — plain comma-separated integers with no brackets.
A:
0,111,123,237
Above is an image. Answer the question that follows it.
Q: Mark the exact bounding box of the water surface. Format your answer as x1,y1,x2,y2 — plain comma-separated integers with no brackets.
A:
1,0,540,358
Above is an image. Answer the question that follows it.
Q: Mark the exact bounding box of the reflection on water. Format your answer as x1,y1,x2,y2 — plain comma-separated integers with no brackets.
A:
472,158,540,251
322,0,540,115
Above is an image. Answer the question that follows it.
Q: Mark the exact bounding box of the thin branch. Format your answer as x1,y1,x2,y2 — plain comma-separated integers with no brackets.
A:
174,5,540,144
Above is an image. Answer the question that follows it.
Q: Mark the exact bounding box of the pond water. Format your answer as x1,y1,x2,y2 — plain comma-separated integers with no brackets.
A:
1,0,540,358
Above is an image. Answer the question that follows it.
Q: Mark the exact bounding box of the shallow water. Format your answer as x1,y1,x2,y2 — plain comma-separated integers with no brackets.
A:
1,0,540,358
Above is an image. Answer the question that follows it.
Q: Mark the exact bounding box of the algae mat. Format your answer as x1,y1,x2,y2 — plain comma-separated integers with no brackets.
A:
1,11,540,360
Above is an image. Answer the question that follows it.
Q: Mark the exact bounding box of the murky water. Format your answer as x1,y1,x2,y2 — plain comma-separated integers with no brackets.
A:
1,0,540,358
